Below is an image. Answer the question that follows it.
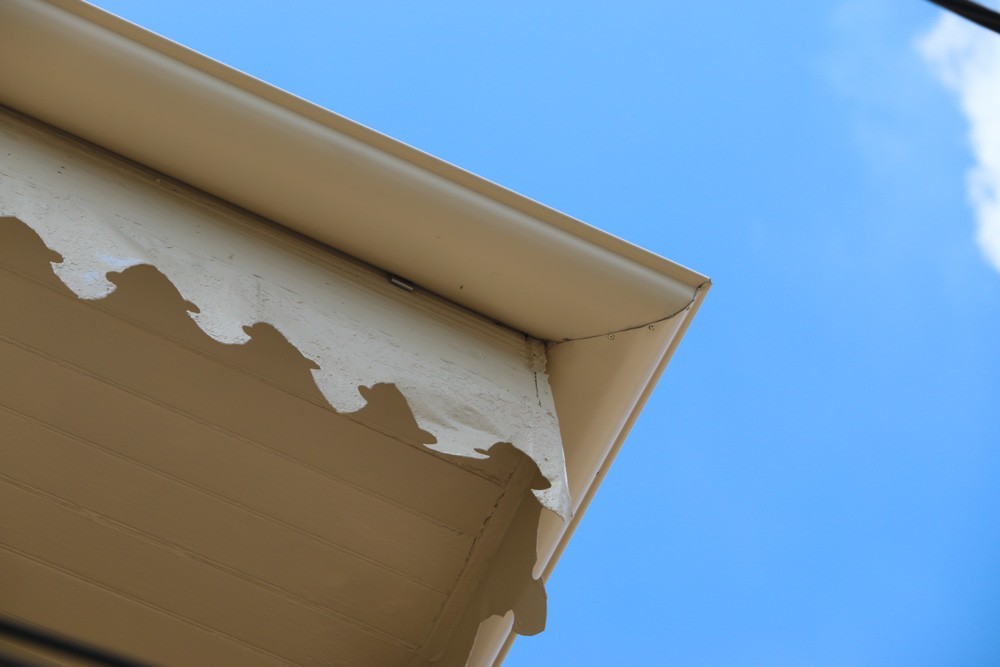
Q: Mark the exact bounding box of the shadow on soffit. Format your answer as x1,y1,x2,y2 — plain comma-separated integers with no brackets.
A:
0,217,547,667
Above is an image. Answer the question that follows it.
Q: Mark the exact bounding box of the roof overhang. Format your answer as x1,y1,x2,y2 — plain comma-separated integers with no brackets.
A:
0,1,710,663
0,0,707,343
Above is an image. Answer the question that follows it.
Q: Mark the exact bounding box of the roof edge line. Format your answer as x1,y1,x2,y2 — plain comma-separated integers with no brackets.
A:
49,0,708,291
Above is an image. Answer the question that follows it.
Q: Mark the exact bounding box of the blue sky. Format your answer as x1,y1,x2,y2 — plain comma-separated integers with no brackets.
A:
89,1,1000,664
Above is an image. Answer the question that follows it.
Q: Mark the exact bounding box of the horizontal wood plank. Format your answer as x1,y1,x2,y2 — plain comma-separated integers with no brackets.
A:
0,406,446,644
0,480,414,666
0,337,471,593
0,263,506,534
0,548,290,667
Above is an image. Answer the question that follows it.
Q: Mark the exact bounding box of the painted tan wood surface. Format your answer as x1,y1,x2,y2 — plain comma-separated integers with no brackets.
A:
0,548,288,667
0,215,545,664
0,106,571,519
0,265,487,587
1,480,415,665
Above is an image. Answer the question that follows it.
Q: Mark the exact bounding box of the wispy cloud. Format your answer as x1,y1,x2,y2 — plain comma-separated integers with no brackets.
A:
920,4,1000,273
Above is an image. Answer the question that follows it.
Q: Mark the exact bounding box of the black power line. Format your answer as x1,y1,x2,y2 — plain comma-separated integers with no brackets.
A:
0,616,154,667
928,0,1000,34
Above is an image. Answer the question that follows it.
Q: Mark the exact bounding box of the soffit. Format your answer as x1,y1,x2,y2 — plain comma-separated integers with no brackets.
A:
0,215,543,666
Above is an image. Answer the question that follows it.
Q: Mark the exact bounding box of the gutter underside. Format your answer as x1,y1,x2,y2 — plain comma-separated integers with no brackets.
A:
0,0,706,344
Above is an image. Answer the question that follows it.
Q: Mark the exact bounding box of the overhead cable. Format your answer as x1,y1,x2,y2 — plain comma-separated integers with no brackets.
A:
927,0,1000,34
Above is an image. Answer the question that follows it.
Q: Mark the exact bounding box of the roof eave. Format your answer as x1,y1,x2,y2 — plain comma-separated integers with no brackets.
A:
0,3,712,663
0,0,707,343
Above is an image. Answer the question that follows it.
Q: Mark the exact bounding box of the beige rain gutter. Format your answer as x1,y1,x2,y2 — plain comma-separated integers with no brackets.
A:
0,1,710,663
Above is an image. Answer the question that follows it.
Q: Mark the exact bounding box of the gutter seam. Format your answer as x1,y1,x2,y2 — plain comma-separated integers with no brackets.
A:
547,279,712,346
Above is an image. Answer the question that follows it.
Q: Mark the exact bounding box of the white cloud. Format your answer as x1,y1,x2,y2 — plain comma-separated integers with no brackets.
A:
920,5,1000,273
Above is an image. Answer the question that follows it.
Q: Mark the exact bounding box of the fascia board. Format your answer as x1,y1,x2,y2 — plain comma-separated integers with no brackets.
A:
0,0,708,343
472,283,710,665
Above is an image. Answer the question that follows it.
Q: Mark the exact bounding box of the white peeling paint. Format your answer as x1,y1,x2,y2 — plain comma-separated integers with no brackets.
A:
0,111,571,519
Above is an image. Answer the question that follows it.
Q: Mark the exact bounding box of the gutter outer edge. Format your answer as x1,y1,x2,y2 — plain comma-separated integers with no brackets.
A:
0,0,708,343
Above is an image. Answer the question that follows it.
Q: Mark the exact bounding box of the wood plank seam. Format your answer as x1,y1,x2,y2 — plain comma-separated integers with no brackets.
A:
0,475,421,652
0,399,452,599
0,325,473,541
0,260,511,487
0,544,299,667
